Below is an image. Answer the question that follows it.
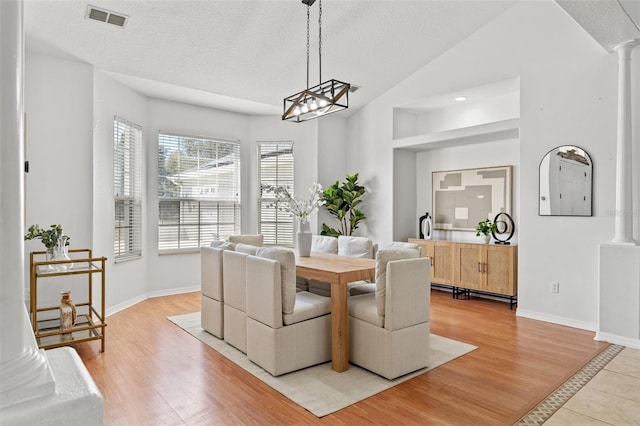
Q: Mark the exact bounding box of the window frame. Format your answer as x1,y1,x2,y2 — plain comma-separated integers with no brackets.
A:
113,116,143,262
257,141,294,247
157,132,241,253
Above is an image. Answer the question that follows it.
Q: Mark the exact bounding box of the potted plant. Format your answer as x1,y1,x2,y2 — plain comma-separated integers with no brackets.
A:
24,224,70,249
25,224,71,269
321,173,367,237
475,219,497,243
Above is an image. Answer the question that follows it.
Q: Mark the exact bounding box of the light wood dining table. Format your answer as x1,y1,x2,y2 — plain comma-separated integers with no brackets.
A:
295,252,375,372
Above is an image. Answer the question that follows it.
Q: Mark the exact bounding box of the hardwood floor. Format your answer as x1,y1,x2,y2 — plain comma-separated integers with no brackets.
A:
75,290,608,425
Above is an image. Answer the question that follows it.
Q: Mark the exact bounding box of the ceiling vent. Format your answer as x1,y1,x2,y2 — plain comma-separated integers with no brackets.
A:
85,5,129,28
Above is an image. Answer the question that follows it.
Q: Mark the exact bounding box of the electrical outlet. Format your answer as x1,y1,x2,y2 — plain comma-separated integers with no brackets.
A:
551,281,559,293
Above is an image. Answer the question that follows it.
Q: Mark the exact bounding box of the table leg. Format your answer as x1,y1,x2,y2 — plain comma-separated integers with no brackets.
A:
330,281,349,372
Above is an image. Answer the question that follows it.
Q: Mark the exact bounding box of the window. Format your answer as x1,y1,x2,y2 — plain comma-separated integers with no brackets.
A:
114,117,142,260
258,142,294,246
158,133,240,251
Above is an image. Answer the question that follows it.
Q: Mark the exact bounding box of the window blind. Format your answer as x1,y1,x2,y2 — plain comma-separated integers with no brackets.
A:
257,142,294,246
114,116,143,260
158,133,240,251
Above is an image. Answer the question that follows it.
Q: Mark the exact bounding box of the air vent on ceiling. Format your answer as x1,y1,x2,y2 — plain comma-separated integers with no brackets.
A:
85,5,129,28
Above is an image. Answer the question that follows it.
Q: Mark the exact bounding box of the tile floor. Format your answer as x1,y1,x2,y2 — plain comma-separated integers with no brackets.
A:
545,347,640,425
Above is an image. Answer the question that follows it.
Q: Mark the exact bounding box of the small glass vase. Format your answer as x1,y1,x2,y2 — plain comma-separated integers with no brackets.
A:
297,220,312,257
60,290,77,341
51,236,72,271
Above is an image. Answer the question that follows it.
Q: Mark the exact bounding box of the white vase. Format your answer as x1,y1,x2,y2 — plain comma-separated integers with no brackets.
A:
480,234,491,244
297,221,312,257
51,236,72,271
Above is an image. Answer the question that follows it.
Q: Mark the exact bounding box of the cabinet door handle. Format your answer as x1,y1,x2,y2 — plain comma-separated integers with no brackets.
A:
478,262,481,273
483,263,487,273
430,257,434,266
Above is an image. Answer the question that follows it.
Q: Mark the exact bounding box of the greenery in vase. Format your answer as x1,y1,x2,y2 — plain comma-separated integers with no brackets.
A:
475,219,497,237
321,173,367,237
24,224,70,249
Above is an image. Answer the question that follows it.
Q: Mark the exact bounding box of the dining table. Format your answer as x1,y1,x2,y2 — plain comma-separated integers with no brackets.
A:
295,252,376,372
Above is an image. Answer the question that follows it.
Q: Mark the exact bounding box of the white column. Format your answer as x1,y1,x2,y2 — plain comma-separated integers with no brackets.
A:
0,0,55,407
611,40,639,245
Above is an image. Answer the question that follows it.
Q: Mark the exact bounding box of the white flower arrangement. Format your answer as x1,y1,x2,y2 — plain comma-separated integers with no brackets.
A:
262,182,325,224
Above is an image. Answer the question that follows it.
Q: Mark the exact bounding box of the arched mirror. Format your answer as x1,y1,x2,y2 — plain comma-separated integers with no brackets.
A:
539,145,592,216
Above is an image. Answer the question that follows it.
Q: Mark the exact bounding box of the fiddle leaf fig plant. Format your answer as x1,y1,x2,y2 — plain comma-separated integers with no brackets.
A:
321,173,367,237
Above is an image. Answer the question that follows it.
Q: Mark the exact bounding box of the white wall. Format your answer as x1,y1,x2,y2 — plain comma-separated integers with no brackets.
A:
392,148,418,241
24,53,94,307
346,0,626,329
24,53,94,250
92,70,149,313
317,115,348,233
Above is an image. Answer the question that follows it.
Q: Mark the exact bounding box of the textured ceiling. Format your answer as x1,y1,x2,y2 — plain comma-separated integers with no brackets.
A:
24,0,515,115
556,0,640,52
24,1,639,116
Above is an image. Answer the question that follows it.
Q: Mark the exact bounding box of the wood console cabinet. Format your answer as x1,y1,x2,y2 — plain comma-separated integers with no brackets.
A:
409,239,517,307
408,240,455,285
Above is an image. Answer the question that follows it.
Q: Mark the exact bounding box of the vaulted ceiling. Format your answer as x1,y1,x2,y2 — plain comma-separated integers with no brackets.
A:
24,0,639,116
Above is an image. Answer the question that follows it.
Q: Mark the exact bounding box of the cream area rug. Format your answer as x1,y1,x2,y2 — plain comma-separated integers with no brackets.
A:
168,312,477,417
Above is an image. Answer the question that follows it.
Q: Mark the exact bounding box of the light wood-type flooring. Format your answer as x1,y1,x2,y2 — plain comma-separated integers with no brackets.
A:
75,290,608,425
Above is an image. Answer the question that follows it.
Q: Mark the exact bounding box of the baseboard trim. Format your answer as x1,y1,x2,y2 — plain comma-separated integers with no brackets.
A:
595,331,640,349
106,294,147,317
106,286,200,317
147,285,200,299
516,309,596,332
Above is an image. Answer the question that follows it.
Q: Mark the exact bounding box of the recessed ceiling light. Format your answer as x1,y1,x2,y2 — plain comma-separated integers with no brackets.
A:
454,96,467,102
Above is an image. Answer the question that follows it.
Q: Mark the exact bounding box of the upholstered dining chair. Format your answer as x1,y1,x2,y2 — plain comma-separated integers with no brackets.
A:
349,241,422,296
246,247,332,376
306,235,339,296
227,234,264,247
338,235,375,258
222,250,250,353
200,241,235,338
348,253,430,380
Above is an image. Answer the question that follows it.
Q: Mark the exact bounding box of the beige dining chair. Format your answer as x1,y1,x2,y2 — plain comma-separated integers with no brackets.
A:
349,241,422,296
348,254,431,380
222,250,250,353
306,235,339,296
246,247,332,376
200,241,235,338
227,234,264,247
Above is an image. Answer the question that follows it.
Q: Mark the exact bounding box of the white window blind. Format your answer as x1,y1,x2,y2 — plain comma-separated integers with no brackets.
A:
114,116,143,261
158,133,240,251
258,142,294,246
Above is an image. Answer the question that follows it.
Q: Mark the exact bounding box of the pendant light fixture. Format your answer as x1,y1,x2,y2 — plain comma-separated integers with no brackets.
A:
282,0,350,122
